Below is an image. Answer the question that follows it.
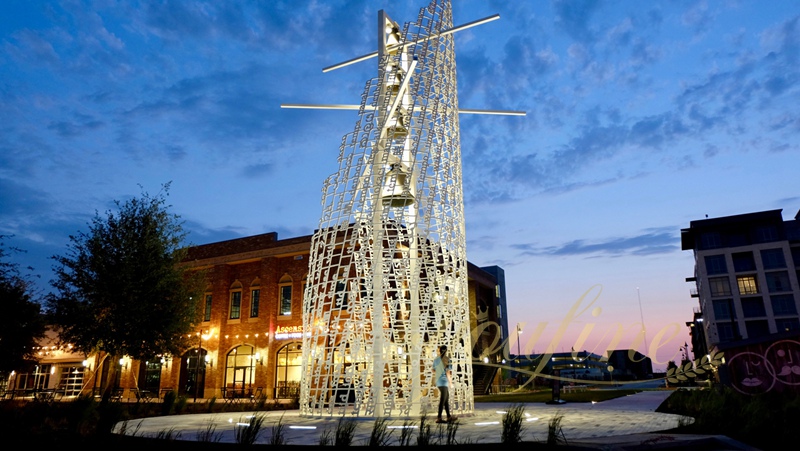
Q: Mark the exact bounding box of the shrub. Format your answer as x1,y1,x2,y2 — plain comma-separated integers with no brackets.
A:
206,396,217,413
235,413,266,445
444,418,459,445
95,399,127,435
397,418,415,446
195,417,222,442
318,426,334,446
173,394,188,414
546,413,566,445
161,390,177,415
365,417,393,446
334,417,358,446
268,412,288,445
416,414,432,446
501,403,525,443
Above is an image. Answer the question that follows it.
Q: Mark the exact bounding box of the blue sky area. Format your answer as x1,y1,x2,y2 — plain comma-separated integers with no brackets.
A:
2,1,799,371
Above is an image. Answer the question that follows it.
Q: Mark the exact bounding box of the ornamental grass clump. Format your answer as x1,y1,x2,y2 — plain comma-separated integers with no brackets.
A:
501,403,525,444
234,413,266,445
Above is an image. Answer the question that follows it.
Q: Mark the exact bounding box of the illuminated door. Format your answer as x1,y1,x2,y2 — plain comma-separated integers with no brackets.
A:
225,345,256,394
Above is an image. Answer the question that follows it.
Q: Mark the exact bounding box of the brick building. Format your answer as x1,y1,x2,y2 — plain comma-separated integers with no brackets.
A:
7,231,507,401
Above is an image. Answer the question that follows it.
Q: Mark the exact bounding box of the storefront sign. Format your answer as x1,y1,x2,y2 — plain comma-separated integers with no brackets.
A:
275,325,303,340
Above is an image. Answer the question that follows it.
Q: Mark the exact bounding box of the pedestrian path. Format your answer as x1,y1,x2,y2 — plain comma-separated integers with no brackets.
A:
111,390,756,449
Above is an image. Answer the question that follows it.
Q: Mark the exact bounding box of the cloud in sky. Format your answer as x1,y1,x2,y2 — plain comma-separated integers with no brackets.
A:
2,0,799,369
511,227,678,258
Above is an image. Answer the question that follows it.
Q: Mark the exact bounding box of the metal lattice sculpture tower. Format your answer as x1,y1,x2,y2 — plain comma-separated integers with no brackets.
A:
293,0,520,418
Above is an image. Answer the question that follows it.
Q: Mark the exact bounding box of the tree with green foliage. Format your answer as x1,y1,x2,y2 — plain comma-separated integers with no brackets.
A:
45,183,205,361
0,236,47,375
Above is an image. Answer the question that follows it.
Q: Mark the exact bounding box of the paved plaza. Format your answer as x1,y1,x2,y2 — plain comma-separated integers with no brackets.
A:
111,390,758,449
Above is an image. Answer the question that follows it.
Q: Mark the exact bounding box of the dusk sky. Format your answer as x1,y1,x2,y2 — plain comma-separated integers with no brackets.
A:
2,0,799,371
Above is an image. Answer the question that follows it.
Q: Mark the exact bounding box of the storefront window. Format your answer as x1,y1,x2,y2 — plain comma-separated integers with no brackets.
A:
181,348,207,398
57,366,86,396
140,358,163,392
225,345,256,395
275,342,302,399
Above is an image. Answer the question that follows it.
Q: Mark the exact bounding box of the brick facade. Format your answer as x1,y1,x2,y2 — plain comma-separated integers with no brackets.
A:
15,232,505,402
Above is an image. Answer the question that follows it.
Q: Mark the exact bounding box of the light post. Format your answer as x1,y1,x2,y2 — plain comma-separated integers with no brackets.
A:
193,331,206,403
515,323,523,385
194,332,200,403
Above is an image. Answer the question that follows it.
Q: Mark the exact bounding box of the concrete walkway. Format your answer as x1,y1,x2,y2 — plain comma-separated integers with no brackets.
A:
112,390,758,449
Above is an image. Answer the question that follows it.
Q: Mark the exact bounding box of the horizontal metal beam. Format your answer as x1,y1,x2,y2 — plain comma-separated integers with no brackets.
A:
281,104,526,116
457,108,526,116
322,14,500,73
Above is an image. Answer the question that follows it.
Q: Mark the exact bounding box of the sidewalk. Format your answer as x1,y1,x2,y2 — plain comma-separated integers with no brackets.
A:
112,390,758,449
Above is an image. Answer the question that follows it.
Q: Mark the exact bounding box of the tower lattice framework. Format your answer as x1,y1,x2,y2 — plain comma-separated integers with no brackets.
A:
301,0,473,418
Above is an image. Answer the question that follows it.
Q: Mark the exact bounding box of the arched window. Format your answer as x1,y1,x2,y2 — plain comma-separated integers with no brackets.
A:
179,348,207,398
225,345,256,395
275,342,302,399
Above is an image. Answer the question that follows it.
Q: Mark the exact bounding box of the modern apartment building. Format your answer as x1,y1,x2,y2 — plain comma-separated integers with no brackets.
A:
681,208,800,357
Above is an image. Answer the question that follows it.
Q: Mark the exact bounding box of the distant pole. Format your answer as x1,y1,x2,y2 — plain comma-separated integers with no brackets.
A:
636,287,649,355
515,323,523,384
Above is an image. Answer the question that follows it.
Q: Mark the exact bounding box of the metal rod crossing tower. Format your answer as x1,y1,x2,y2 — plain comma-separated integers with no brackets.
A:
291,0,522,418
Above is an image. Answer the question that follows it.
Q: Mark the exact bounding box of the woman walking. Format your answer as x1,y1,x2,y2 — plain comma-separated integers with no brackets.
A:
433,344,457,423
